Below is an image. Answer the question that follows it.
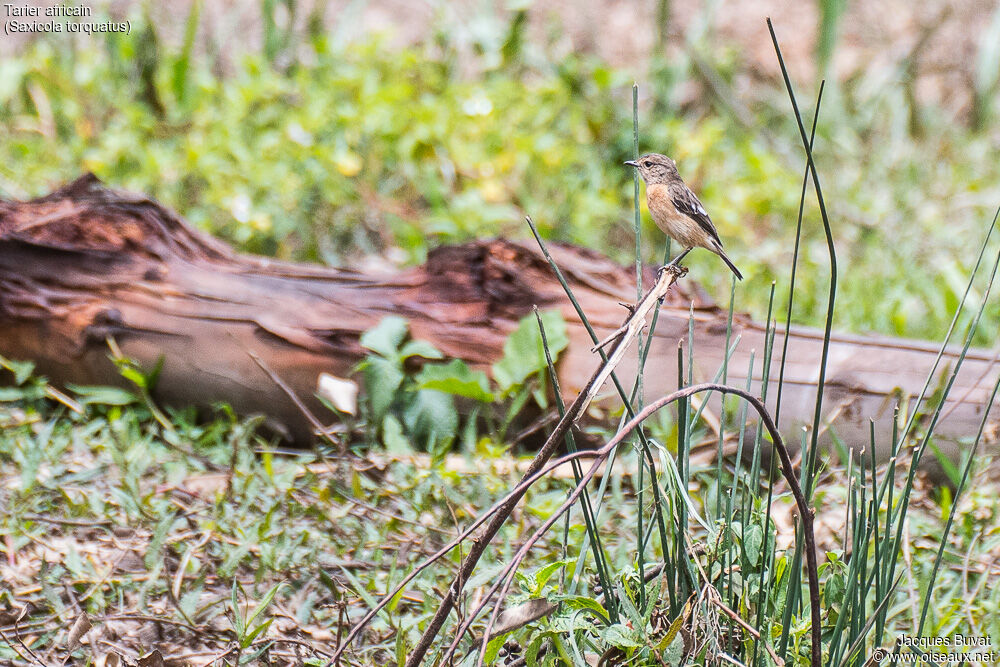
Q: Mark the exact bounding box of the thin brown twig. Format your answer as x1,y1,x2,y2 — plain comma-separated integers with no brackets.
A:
707,589,784,667
0,626,41,666
245,349,344,451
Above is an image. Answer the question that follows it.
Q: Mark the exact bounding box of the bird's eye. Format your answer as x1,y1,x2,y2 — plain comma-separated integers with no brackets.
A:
642,160,652,168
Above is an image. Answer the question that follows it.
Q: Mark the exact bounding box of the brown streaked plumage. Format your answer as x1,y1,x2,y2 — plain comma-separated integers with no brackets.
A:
625,153,743,280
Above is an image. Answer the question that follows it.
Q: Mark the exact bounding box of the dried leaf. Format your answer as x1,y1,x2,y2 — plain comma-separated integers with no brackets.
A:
137,649,164,667
65,611,92,651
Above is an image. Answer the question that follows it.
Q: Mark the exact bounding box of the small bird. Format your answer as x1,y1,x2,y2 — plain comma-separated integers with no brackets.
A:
625,153,743,280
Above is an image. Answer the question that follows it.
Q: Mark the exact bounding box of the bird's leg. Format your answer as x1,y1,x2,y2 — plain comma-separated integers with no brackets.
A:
656,247,693,282
666,246,693,267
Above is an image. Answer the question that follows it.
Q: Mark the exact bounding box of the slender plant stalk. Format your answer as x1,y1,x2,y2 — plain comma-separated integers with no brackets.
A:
631,82,649,612
769,19,832,667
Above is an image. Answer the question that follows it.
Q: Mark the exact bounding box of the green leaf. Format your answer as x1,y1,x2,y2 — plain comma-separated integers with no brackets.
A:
382,414,412,454
824,570,846,606
557,595,611,625
230,580,246,638
360,316,410,358
245,582,282,630
170,0,200,106
484,631,510,664
743,523,763,566
0,386,42,402
656,601,689,650
119,367,146,389
67,384,139,407
492,309,568,392
145,513,178,570
243,618,273,648
532,560,566,592
239,638,274,661
403,389,457,449
661,631,685,662
0,355,36,385
416,360,493,402
362,357,405,421
398,339,443,361
602,622,643,648
395,628,409,667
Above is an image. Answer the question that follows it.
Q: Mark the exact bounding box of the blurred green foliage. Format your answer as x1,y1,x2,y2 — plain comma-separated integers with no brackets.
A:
1,6,999,344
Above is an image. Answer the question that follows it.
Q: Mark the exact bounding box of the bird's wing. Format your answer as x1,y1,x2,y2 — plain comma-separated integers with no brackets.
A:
669,182,723,247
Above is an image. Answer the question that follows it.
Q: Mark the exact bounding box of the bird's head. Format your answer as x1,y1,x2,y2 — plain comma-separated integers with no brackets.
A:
624,153,677,185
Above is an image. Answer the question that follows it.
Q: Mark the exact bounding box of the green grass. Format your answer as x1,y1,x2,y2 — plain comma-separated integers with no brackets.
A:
2,371,999,663
0,401,539,661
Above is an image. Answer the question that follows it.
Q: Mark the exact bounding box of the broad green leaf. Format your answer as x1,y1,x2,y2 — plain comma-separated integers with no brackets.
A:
602,622,643,648
382,414,412,454
556,595,611,625
532,560,566,592
398,339,443,361
362,357,404,421
661,631,685,662
824,570,846,605
743,523,763,566
360,316,409,358
403,389,457,449
492,309,568,392
416,359,493,402
484,632,510,664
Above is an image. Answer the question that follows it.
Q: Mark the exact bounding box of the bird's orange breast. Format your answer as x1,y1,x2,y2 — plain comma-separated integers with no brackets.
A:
645,184,678,218
644,183,711,248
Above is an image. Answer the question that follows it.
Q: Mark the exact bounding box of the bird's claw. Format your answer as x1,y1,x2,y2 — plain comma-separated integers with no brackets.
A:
656,263,688,282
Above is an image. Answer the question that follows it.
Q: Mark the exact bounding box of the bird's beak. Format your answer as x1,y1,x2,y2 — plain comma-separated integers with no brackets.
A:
623,160,638,167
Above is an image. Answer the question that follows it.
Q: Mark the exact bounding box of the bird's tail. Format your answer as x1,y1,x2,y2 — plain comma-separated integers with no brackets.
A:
712,243,744,281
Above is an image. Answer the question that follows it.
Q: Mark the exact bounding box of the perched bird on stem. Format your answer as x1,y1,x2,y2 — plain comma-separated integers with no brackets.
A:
625,153,743,280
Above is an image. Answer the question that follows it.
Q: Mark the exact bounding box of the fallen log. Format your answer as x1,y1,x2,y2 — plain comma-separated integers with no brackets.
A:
1,175,997,461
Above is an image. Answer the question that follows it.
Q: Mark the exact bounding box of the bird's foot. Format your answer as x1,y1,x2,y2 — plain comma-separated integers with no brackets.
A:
657,248,693,282
654,264,688,304
656,263,688,282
